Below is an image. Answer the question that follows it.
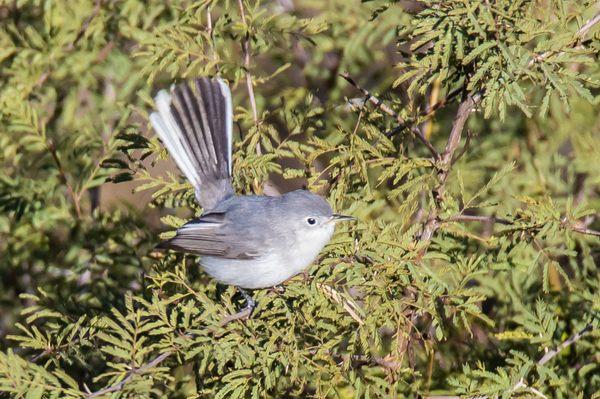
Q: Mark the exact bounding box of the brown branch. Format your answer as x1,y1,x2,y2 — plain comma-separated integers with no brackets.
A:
447,214,512,225
339,72,440,160
416,6,600,251
403,8,600,144
447,214,600,238
218,307,253,326
538,323,593,365
450,128,472,166
438,96,477,181
528,11,600,67
570,225,600,237
37,0,102,87
66,0,102,51
419,94,477,243
85,350,174,398
46,139,82,218
390,86,463,135
237,0,258,125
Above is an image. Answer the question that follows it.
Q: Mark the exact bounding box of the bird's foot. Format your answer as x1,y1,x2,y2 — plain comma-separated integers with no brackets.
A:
239,288,256,315
220,288,255,326
270,285,285,294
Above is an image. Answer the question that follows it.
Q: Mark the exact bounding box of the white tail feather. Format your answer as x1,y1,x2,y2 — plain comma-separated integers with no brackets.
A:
150,91,201,189
149,78,234,208
216,79,233,175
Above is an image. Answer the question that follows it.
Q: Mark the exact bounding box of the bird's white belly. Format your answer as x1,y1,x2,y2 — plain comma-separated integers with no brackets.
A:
200,225,334,289
200,254,294,289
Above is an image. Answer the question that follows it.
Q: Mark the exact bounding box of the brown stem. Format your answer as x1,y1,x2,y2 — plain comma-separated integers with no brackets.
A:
237,0,258,125
570,226,600,237
438,95,477,183
419,94,477,243
37,0,102,87
390,86,463,135
405,9,600,141
66,0,102,51
447,214,512,225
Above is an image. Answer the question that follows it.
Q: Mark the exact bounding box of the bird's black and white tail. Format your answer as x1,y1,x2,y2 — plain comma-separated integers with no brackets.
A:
149,77,234,210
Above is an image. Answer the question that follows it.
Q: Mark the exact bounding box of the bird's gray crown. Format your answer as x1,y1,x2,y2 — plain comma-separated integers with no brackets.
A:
281,190,333,218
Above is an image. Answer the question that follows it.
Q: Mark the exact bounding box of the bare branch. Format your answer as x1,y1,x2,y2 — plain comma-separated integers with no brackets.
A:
528,11,600,67
339,72,440,160
66,0,102,51
538,323,593,365
438,95,477,181
237,0,258,125
389,86,463,136
570,225,600,237
406,9,600,143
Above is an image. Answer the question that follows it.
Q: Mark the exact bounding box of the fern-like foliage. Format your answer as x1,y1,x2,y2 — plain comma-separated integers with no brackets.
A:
1,0,599,398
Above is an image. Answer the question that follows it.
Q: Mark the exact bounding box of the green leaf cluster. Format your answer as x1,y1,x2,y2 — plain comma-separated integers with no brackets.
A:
0,1,599,398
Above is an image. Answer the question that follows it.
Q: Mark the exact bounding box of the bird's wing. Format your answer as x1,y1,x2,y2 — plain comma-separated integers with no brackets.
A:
157,212,264,260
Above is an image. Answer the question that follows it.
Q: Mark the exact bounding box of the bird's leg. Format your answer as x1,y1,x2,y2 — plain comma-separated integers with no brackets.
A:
238,288,256,314
220,287,255,326
270,285,285,294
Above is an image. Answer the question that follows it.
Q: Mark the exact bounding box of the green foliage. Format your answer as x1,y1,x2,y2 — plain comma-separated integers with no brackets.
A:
1,0,599,398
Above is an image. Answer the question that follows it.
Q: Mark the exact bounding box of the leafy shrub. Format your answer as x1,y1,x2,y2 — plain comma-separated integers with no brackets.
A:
0,0,599,397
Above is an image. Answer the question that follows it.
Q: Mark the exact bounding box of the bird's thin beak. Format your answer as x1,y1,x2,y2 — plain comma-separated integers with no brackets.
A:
331,213,356,222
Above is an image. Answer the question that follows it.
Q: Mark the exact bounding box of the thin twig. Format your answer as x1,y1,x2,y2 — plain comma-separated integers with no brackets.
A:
528,11,600,67
46,139,82,218
339,72,440,160
570,225,600,237
66,0,102,51
219,307,253,326
237,0,258,125
447,214,512,225
317,283,365,326
389,86,463,136
538,323,593,365
438,95,477,183
37,0,102,87
425,323,594,399
447,214,600,238
85,350,173,398
451,128,472,166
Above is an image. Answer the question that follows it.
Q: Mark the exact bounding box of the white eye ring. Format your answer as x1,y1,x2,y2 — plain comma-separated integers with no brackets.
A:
306,217,317,225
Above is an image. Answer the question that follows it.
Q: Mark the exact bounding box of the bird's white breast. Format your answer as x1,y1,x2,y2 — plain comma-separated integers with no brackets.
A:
200,223,334,289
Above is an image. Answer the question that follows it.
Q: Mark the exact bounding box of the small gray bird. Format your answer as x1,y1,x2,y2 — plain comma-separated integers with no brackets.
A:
149,77,354,314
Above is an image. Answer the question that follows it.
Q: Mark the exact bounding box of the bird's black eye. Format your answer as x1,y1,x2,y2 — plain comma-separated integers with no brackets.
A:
307,217,317,225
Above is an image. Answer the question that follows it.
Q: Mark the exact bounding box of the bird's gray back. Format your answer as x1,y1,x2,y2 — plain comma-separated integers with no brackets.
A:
214,195,297,251
160,191,326,259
